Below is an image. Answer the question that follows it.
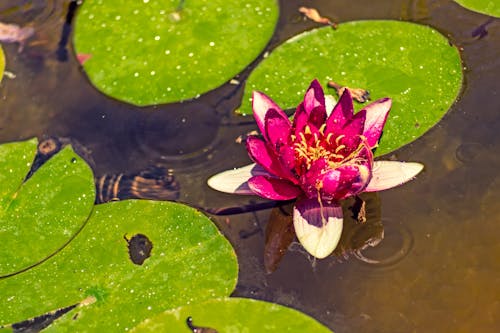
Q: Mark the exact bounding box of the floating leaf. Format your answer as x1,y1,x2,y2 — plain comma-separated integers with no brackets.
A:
454,0,500,17
131,297,333,332
74,0,279,106
239,21,463,156
0,139,95,277
0,200,238,332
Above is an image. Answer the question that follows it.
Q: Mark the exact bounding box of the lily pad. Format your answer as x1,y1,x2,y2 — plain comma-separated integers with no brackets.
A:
131,297,333,332
0,200,238,332
454,0,500,17
0,45,4,82
0,138,95,277
74,0,279,106
239,21,463,156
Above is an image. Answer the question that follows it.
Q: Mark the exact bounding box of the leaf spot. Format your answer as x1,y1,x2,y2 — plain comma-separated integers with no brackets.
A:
124,234,153,265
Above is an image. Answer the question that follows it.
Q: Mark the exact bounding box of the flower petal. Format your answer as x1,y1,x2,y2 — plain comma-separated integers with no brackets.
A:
246,136,297,182
339,109,366,150
264,109,295,170
293,198,343,259
364,161,424,192
321,164,371,200
325,89,354,133
299,158,328,198
248,175,302,200
303,79,325,113
324,94,337,117
308,105,327,129
252,91,284,137
207,163,269,194
265,108,292,151
362,97,392,147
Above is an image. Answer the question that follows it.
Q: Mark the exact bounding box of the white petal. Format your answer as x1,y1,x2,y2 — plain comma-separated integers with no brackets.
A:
293,198,343,259
325,94,337,117
207,163,270,194
365,161,424,192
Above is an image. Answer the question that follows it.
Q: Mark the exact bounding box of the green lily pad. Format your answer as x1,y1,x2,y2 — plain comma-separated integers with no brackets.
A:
0,45,5,82
0,139,95,277
454,0,500,17
239,21,463,156
74,0,278,106
131,297,333,332
0,200,238,332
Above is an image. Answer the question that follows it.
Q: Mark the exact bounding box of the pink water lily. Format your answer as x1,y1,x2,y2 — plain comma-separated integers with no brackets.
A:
208,80,423,258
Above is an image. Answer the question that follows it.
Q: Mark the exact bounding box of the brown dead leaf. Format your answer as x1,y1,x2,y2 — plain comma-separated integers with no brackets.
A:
328,81,371,103
299,6,337,28
235,130,259,144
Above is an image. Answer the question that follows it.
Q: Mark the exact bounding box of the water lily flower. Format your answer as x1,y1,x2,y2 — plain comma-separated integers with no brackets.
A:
208,80,423,259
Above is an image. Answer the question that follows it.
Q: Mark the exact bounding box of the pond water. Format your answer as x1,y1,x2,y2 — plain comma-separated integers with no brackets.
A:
1,0,499,332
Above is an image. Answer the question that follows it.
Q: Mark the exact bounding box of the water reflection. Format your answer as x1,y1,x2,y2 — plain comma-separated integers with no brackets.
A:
262,193,389,273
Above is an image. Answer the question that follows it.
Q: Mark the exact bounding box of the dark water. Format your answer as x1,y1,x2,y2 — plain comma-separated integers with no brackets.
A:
1,0,499,332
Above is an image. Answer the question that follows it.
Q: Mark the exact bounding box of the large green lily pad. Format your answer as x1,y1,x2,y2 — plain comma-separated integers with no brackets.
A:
239,21,463,156
131,297,333,332
0,200,238,332
74,0,278,106
0,139,95,277
454,0,500,17
0,45,5,82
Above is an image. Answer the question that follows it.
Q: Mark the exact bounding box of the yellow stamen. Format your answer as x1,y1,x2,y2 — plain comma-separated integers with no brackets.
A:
335,135,345,146
319,123,326,134
326,133,333,144
335,145,346,153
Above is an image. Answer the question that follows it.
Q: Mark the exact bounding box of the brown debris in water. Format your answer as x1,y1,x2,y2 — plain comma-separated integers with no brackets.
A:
235,130,259,144
0,21,35,52
352,196,367,223
299,7,337,28
328,81,371,103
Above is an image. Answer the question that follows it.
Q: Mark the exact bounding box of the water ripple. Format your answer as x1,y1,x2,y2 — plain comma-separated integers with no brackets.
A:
354,219,414,267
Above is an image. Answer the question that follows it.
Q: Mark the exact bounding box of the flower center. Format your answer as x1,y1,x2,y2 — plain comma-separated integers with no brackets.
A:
292,125,368,173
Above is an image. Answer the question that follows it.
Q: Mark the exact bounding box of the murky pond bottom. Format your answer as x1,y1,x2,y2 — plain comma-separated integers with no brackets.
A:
1,0,499,332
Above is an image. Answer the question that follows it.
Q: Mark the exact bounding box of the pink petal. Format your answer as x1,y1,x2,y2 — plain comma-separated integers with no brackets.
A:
248,175,302,200
207,163,269,195
339,109,366,150
308,105,327,129
325,89,354,133
299,158,328,198
278,144,296,172
292,102,309,137
362,97,391,148
246,136,297,183
321,165,371,200
364,161,424,192
303,79,325,114
265,108,292,151
293,197,343,259
252,91,284,138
